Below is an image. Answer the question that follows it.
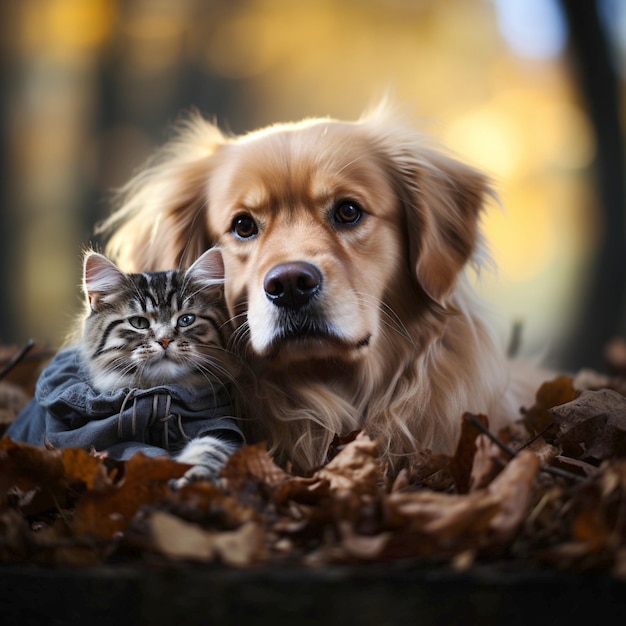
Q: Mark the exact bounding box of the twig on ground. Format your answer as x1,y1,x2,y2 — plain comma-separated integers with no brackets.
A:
0,339,35,381
517,420,557,451
465,413,586,483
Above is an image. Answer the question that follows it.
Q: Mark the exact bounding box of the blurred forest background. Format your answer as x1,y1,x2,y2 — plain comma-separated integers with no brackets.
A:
0,0,625,370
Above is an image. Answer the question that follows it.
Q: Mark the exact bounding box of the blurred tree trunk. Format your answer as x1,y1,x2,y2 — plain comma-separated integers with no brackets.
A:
0,1,16,343
89,0,238,237
560,0,626,370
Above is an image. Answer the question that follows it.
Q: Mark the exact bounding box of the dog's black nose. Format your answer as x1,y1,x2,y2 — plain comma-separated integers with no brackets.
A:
264,262,323,309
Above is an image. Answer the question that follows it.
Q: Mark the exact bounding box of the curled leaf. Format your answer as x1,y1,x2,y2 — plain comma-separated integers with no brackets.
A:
551,389,626,461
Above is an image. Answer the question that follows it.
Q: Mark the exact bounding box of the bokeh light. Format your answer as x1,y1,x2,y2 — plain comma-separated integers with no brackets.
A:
1,0,623,369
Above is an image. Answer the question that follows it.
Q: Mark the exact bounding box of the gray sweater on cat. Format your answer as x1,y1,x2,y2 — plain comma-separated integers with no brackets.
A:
7,347,243,460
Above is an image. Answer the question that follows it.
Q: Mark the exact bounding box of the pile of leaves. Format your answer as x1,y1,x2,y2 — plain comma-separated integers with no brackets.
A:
2,341,626,576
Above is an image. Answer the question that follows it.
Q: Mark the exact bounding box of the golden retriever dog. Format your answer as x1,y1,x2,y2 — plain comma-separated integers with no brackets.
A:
102,104,537,473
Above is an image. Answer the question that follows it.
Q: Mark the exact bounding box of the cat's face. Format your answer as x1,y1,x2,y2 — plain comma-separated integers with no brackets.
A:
81,248,233,391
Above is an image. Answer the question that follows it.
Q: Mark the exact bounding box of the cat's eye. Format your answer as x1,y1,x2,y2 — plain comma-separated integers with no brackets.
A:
129,316,150,329
231,214,258,239
177,314,196,328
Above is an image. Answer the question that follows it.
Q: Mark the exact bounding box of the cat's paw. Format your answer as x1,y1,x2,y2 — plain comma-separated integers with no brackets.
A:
172,435,238,489
170,463,220,490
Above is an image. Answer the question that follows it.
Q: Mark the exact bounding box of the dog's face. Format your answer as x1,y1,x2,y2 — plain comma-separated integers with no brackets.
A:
105,107,490,369
206,122,407,364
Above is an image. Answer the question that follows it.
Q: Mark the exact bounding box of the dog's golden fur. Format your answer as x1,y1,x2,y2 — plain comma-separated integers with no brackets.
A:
103,104,536,473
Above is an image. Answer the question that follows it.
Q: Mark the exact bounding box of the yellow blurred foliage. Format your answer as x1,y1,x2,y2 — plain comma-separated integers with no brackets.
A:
2,0,605,358
16,0,116,58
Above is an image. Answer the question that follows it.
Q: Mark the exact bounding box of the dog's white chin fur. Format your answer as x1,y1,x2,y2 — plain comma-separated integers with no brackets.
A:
102,103,545,474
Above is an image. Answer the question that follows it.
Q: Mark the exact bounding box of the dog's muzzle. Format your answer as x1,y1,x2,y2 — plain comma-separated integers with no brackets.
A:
264,262,322,310
261,261,371,355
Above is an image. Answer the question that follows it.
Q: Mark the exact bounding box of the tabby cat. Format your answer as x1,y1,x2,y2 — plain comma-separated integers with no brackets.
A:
81,247,241,483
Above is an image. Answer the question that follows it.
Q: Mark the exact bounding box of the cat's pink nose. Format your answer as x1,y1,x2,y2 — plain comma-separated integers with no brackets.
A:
158,338,171,349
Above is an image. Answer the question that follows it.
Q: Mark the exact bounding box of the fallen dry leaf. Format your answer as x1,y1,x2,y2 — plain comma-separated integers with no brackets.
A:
147,511,265,566
222,442,292,491
451,413,490,494
485,449,541,546
468,434,507,492
522,375,579,437
381,449,540,559
1,337,626,575
71,453,189,538
551,389,626,461
0,437,84,516
313,431,381,496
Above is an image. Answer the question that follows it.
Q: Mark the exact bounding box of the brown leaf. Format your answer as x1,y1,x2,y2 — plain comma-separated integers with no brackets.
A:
267,435,385,551
551,389,626,460
408,451,453,491
325,430,362,463
383,490,500,558
451,413,489,493
149,511,216,560
209,521,266,566
382,450,540,559
147,511,265,566
0,508,36,563
336,522,392,560
61,447,111,491
313,432,381,496
72,453,188,538
523,376,578,437
468,434,507,492
545,460,626,571
222,442,292,491
580,461,626,547
0,437,64,488
0,438,72,514
161,480,259,530
485,449,541,546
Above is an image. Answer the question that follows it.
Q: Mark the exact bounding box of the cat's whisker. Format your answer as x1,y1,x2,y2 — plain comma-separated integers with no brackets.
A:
227,319,252,355
183,351,241,391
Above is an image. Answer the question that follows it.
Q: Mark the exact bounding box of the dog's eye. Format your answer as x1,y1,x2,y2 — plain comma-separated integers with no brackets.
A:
333,200,363,225
231,214,258,239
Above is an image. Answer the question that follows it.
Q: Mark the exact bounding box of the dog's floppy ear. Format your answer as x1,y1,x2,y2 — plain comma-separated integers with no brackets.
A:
364,107,491,301
100,113,225,272
403,147,490,301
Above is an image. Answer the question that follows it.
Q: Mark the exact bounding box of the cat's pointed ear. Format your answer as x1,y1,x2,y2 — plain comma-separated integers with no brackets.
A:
185,247,224,288
83,252,127,311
